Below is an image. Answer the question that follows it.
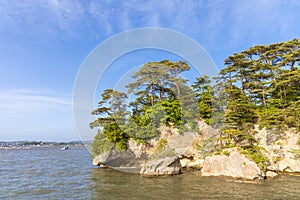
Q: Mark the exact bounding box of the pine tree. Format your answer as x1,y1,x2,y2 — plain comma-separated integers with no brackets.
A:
220,86,258,147
127,61,170,106
192,75,213,124
163,60,190,100
90,89,129,151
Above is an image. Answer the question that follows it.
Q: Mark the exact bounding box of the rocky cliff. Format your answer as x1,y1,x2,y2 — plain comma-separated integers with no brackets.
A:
254,126,300,174
92,121,300,179
201,151,263,180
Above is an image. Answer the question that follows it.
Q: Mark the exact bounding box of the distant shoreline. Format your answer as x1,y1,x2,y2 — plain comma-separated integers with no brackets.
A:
0,144,91,150
0,141,91,149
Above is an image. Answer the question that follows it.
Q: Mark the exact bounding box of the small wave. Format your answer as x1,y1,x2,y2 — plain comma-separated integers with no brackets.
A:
33,189,57,195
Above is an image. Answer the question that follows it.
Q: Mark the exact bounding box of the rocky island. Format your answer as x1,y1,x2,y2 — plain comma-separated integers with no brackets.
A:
91,39,300,181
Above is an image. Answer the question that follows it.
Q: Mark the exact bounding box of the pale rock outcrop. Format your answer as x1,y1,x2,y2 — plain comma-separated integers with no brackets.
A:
277,156,300,173
166,121,219,169
140,156,181,176
92,150,139,167
201,151,263,180
180,158,204,169
266,171,278,178
168,132,196,156
128,139,144,158
255,127,300,173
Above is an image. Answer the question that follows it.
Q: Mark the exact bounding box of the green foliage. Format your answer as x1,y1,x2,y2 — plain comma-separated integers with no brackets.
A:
195,143,201,151
91,131,112,158
160,100,182,126
127,60,190,106
198,137,217,158
156,139,168,151
145,100,182,127
223,150,230,156
218,38,300,131
215,149,230,156
90,39,300,158
273,155,283,163
150,147,176,160
240,146,269,171
285,100,300,131
214,149,222,155
192,75,214,124
219,86,258,148
224,86,258,129
177,84,200,132
103,121,128,151
124,116,158,145
90,89,129,152
258,107,287,132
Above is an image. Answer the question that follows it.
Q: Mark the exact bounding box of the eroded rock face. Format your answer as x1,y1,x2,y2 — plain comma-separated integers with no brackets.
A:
277,157,300,173
201,151,263,180
180,157,204,170
254,127,300,174
168,132,196,156
140,156,181,176
92,150,139,168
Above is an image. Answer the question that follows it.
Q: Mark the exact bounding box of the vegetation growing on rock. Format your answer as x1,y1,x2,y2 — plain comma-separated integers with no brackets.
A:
91,38,300,172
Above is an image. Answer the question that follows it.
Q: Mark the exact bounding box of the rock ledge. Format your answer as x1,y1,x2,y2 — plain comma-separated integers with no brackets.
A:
201,151,263,180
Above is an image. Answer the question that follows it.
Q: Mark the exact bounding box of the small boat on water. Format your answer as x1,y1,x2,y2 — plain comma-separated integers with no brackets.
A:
61,146,69,150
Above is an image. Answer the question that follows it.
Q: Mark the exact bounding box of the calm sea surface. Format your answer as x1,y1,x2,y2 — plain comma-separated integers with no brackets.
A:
1,146,300,200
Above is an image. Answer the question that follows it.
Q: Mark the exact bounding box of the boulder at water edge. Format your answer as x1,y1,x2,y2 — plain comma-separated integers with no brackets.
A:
266,171,278,178
140,156,182,176
92,150,137,167
201,151,263,180
277,157,300,173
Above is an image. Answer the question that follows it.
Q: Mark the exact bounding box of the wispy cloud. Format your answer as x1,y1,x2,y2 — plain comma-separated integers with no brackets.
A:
0,89,76,141
0,0,299,46
0,89,72,115
223,0,300,47
0,0,86,36
0,0,208,37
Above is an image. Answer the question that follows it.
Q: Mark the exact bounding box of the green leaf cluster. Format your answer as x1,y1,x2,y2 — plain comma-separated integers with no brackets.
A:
239,146,269,171
90,38,300,160
217,38,300,132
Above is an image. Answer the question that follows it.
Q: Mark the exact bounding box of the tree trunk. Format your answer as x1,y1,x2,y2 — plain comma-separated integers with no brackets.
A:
262,87,267,108
291,60,295,71
150,83,154,106
176,83,180,100
241,79,245,94
174,67,180,100
269,61,276,98
160,83,164,101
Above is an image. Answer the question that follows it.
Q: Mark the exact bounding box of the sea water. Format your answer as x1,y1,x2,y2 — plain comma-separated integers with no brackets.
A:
1,146,300,199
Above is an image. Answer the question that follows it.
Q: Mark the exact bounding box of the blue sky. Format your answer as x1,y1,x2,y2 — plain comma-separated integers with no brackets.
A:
0,0,299,141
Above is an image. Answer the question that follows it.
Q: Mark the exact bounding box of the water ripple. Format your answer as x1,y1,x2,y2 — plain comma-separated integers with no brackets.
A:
1,147,300,199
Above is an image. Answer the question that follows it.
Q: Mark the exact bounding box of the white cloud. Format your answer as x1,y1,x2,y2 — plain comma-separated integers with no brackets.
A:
0,0,86,36
0,0,299,49
88,1,114,35
0,0,204,37
0,89,72,115
0,89,77,141
47,0,86,30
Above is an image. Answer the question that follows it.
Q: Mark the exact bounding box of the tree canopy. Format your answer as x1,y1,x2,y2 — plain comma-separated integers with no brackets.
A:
91,38,300,158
